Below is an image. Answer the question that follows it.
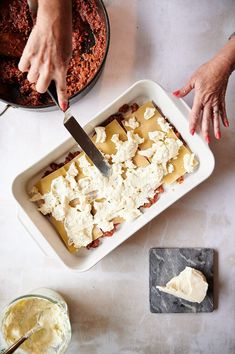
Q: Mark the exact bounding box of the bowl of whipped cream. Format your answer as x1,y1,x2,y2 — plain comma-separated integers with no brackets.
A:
0,288,71,354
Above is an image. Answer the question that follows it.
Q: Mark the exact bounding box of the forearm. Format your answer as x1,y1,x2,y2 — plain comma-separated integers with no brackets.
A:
38,0,71,12
36,0,72,62
37,0,72,27
213,36,235,73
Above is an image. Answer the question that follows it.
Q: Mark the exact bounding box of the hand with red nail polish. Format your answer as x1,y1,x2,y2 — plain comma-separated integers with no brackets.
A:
216,132,221,140
190,129,195,136
172,90,180,97
172,35,235,142
61,102,68,112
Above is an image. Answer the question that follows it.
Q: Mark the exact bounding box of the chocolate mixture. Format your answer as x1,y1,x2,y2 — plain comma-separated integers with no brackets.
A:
0,0,107,106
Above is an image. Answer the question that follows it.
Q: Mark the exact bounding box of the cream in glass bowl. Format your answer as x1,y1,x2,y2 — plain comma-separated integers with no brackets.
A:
0,288,71,354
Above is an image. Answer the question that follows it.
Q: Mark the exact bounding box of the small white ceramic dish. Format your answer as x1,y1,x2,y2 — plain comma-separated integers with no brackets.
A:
12,80,215,271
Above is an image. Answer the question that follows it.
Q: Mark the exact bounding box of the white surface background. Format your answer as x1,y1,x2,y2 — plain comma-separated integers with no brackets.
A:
0,1,235,353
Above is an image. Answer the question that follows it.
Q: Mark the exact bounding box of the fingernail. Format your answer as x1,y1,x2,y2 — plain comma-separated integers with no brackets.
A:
225,120,229,127
206,135,210,144
216,132,221,140
173,90,180,97
190,129,195,136
61,102,68,111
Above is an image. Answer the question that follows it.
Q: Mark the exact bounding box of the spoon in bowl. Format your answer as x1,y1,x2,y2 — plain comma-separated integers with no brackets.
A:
2,315,42,354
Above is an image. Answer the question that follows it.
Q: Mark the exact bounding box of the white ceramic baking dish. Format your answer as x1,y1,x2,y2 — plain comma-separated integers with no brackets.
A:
12,80,215,271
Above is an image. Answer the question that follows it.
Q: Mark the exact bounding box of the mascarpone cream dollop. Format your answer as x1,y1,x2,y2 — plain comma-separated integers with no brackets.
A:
168,163,174,174
157,117,170,132
139,131,183,172
124,116,140,130
148,130,165,142
183,153,195,173
95,126,106,143
111,131,144,163
144,107,156,120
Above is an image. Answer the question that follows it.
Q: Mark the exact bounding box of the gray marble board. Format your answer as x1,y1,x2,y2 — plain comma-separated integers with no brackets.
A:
149,248,214,313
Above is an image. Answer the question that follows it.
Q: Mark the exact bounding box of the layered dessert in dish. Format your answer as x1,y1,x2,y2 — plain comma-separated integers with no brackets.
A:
30,101,198,252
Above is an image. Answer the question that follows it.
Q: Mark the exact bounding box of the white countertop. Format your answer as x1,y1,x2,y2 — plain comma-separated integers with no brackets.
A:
0,1,235,353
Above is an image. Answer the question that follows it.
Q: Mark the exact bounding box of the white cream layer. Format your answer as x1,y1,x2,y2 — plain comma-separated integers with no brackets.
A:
31,118,192,248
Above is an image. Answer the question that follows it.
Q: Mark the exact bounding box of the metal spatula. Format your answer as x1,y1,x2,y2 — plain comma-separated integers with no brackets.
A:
47,81,110,177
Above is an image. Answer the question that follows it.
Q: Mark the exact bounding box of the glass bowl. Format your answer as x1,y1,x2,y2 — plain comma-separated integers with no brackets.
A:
0,288,72,354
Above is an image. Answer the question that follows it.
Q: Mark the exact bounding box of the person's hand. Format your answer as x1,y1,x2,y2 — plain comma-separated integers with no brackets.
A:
173,56,232,142
18,0,72,111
